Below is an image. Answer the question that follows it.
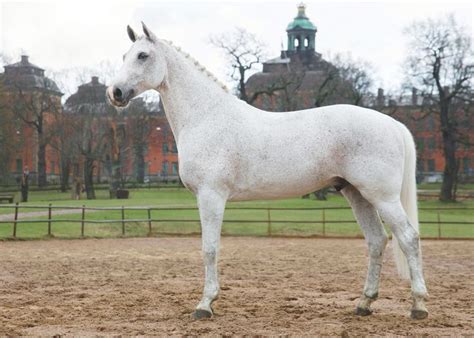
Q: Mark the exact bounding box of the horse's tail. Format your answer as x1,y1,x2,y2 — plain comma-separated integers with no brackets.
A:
393,123,420,279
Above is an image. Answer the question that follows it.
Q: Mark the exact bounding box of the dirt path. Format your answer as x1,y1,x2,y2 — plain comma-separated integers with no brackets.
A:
0,237,472,336
0,208,95,221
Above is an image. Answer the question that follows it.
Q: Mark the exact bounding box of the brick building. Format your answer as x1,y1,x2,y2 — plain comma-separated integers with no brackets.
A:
376,89,473,181
0,55,62,185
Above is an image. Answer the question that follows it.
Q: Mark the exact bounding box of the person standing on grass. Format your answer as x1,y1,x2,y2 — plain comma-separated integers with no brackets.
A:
20,166,29,203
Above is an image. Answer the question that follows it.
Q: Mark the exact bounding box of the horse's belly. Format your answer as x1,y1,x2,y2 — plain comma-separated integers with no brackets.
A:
227,165,334,201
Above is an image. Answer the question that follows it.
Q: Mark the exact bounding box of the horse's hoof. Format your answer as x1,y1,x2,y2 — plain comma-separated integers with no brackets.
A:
192,309,213,320
411,309,428,320
354,307,372,316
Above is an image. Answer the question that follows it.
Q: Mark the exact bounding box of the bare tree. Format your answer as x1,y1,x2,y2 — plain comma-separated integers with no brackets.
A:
0,79,20,184
331,54,374,106
210,27,267,103
124,98,152,183
312,53,374,108
67,106,113,199
47,60,118,102
404,14,474,201
48,111,76,192
10,85,62,187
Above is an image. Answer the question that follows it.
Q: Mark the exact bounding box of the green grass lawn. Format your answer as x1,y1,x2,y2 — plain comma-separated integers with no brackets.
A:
0,188,472,240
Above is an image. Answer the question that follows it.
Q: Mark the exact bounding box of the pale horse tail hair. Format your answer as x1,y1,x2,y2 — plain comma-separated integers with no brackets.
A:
393,123,421,280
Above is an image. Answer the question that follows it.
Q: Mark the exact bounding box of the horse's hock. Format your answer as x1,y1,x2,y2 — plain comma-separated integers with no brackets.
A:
0,237,472,336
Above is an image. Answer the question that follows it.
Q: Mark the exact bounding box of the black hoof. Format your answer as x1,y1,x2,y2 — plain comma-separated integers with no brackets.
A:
411,309,428,320
192,309,213,320
354,307,373,316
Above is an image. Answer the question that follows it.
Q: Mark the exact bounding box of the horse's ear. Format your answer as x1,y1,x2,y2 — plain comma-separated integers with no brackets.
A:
127,25,137,43
141,21,157,42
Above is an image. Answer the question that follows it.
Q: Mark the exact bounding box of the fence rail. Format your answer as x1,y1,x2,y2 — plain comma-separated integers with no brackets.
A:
0,204,473,240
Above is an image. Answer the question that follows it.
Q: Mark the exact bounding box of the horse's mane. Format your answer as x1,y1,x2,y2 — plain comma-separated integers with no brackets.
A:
161,39,229,93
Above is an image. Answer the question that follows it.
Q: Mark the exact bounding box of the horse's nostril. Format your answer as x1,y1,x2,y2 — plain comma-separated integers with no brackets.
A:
113,87,123,100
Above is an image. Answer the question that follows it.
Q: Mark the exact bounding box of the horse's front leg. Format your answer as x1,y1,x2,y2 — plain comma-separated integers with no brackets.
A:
192,188,227,320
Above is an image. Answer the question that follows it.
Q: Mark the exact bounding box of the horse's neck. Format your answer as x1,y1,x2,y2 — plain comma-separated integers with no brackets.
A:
158,42,236,140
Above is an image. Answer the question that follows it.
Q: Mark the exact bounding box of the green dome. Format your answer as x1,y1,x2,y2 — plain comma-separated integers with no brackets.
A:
286,4,316,31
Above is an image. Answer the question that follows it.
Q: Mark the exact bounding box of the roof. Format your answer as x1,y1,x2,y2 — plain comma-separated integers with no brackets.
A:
265,56,291,64
2,55,62,95
286,4,317,31
5,55,44,71
246,70,332,93
65,76,111,112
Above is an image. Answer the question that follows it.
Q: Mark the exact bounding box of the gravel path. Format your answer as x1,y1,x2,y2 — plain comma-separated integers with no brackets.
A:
0,208,92,221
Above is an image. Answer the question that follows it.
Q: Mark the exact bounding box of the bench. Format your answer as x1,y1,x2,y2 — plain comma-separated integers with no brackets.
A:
0,194,14,203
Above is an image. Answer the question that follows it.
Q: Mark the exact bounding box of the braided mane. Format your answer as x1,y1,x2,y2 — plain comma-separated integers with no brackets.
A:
161,39,229,93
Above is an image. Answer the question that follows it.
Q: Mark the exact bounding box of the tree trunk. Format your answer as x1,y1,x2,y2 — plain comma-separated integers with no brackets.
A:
439,103,457,202
135,145,145,183
239,66,248,102
314,188,328,201
84,158,96,199
37,142,47,187
60,159,70,192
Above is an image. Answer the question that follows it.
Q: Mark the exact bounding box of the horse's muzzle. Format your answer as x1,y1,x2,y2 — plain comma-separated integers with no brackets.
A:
106,86,134,107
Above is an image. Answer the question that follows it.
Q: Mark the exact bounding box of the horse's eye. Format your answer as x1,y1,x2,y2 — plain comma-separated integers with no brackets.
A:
138,52,149,60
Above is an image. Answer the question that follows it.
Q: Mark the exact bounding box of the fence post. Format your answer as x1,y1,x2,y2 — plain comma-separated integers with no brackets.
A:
267,208,272,236
322,209,326,237
13,202,19,238
147,208,152,236
437,212,441,239
81,205,85,237
47,203,52,236
121,206,125,236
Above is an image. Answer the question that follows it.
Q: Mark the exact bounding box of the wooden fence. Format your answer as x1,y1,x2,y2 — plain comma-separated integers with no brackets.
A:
0,204,473,240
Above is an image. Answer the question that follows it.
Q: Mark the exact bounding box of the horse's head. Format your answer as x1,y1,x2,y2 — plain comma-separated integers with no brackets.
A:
107,22,166,107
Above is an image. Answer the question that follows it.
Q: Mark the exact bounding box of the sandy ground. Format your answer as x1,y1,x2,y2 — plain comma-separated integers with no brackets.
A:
0,237,472,336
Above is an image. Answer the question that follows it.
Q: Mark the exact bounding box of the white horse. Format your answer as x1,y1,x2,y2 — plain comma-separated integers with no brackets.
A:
107,23,428,320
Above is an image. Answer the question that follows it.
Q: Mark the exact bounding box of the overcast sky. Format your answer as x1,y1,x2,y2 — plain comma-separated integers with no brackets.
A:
1,0,473,96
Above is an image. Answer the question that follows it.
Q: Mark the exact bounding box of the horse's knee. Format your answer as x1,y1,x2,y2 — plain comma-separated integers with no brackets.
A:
202,248,217,264
367,234,388,258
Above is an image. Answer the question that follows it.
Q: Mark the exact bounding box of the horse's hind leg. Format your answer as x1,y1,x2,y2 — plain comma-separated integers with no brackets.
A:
375,200,428,319
341,184,388,316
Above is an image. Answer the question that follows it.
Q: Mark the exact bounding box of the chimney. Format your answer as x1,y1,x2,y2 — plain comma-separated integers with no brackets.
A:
377,88,385,107
91,76,99,84
412,87,418,106
21,55,29,64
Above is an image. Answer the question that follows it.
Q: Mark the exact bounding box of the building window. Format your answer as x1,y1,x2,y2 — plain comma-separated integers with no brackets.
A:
416,138,425,151
428,138,436,150
417,120,424,131
162,143,169,154
427,159,435,172
162,161,169,175
16,159,23,173
172,162,178,175
172,141,178,153
50,161,55,175
304,38,309,48
417,159,425,172
463,158,470,174
427,114,435,131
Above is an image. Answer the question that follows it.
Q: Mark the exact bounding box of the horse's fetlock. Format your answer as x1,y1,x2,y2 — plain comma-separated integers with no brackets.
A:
365,292,378,300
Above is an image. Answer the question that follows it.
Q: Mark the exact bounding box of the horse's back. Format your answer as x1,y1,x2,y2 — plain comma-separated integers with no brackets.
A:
221,104,406,201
